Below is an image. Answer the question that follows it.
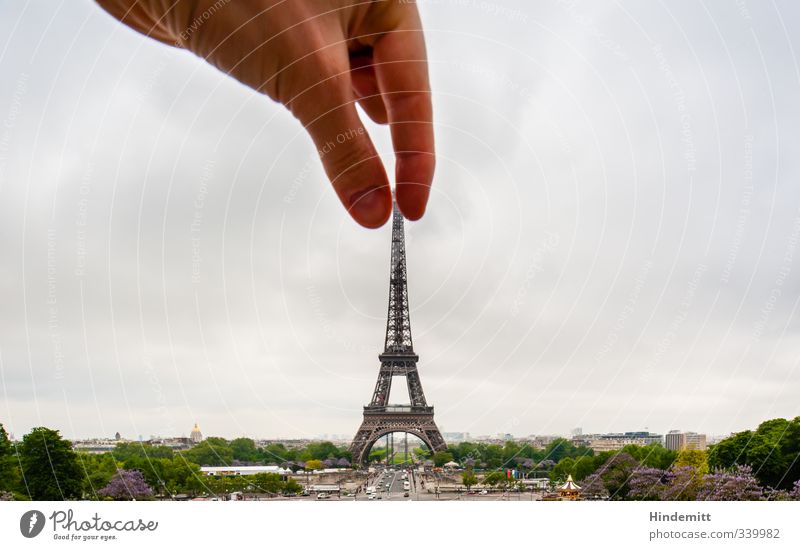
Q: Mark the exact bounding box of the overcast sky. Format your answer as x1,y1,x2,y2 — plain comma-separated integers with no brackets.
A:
1,0,799,441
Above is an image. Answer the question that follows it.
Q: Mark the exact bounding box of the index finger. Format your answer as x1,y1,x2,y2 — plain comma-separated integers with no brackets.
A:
372,9,434,221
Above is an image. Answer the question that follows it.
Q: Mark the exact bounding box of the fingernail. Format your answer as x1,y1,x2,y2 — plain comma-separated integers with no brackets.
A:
348,186,392,228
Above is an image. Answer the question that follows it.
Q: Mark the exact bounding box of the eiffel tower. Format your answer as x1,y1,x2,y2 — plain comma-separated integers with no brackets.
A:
349,203,446,465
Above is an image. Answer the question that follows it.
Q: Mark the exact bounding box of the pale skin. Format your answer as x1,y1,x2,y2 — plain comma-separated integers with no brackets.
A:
95,0,435,228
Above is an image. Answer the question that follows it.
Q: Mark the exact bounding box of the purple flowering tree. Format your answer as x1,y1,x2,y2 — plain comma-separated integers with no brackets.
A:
336,457,351,468
537,460,556,471
580,472,609,499
789,480,800,501
98,469,154,501
662,465,703,501
697,465,763,501
628,467,669,501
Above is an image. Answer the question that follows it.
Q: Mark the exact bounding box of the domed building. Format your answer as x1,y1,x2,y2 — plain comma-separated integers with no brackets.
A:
190,423,203,444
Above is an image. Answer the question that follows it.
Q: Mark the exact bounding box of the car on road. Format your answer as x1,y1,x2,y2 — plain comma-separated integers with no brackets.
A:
404,492,409,498
316,493,330,500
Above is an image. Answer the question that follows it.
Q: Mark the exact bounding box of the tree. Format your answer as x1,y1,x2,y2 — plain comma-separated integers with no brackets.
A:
112,442,173,462
263,443,290,464
432,451,454,467
462,469,478,491
121,455,167,490
300,441,346,462
573,456,599,481
502,441,522,466
205,475,248,497
412,447,430,459
78,452,119,498
708,430,750,469
780,418,800,488
745,432,788,489
369,448,387,463
482,471,506,487
182,440,233,466
628,467,669,501
707,417,800,490
481,445,504,469
251,473,284,495
588,453,639,500
789,480,800,501
542,438,592,464
229,438,259,462
580,472,609,499
98,469,154,500
304,459,324,471
674,450,708,476
662,465,704,501
697,465,763,501
625,444,676,470
18,427,83,500
162,457,203,496
550,457,575,482
0,423,20,494
284,478,303,494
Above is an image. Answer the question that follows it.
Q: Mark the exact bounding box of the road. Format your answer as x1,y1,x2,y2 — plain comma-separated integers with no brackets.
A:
350,467,416,501
273,466,543,501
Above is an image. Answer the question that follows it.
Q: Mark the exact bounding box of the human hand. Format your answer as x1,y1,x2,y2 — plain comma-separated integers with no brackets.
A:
96,0,435,228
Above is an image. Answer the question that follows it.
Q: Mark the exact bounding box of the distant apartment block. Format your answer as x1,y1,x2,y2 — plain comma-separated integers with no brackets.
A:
588,431,663,453
528,435,560,449
71,438,122,454
665,430,707,451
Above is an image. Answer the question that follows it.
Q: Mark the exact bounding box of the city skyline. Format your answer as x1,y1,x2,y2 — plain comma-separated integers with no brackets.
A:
1,421,728,444
2,1,799,441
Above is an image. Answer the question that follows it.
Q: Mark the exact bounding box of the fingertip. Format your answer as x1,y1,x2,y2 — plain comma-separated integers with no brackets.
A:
396,182,430,221
347,184,393,228
395,151,433,221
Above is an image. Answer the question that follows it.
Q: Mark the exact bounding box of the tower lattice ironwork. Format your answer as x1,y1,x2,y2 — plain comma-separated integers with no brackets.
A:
349,203,446,465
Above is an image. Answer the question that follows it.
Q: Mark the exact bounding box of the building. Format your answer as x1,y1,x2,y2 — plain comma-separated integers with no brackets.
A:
589,431,663,453
443,432,470,442
571,427,583,437
665,431,707,451
146,437,194,450
521,477,551,490
71,438,120,454
190,423,203,444
528,435,559,449
200,465,291,477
